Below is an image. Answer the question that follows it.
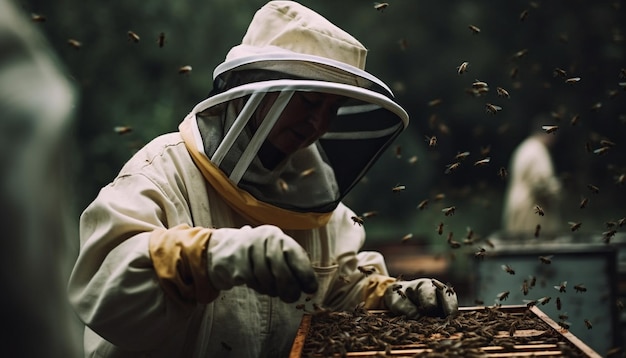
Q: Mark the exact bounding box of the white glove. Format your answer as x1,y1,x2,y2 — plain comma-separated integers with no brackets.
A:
384,278,458,319
206,225,318,303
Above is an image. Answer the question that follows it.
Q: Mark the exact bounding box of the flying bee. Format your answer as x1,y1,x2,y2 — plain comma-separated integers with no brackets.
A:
603,229,617,243
425,135,437,147
498,167,508,180
178,65,192,74
513,48,529,59
445,162,461,174
373,2,389,11
457,61,469,75
31,13,46,22
535,224,541,238
510,66,519,79
357,265,376,276
67,39,82,50
523,299,537,307
442,206,456,216
485,103,502,115
593,146,610,155
448,236,461,249
475,247,487,259
401,233,413,244
579,197,589,209
565,77,581,84
587,184,600,194
542,125,559,134
351,215,364,226
590,102,603,111
437,222,444,235
468,24,481,34
574,284,587,293
529,275,537,288
474,157,491,166
496,87,510,98
472,80,489,89
417,199,429,210
484,239,495,249
534,205,545,216
455,151,471,160
299,167,316,178
362,211,378,219
617,300,624,311
521,280,529,295
113,126,133,135
570,114,580,126
392,184,406,193
434,193,446,201
538,296,551,305
127,30,140,43
568,221,582,232
502,264,515,275
407,155,418,164
497,291,510,301
394,145,402,158
584,319,592,329
157,32,166,47
620,68,626,79
600,139,616,147
618,217,626,227
428,98,443,107
276,178,289,192
554,281,567,293
556,297,562,310
519,9,529,21
539,255,554,264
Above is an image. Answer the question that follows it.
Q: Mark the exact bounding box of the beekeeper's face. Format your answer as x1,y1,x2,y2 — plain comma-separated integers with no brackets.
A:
255,92,344,156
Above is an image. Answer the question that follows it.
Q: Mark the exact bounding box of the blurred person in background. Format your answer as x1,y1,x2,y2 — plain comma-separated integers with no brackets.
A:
502,118,563,237
67,1,458,357
0,0,82,356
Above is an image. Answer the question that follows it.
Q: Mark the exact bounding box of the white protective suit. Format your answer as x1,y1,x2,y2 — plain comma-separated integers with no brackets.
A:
68,116,394,357
502,135,562,234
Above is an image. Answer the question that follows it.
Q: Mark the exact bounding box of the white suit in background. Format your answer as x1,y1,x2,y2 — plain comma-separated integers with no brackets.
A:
0,0,82,356
68,1,458,357
502,133,562,235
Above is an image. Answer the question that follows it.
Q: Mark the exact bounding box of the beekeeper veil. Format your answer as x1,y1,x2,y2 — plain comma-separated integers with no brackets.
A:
180,1,409,229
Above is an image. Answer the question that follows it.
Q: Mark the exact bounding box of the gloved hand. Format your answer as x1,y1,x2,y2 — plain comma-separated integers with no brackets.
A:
206,225,318,303
384,278,458,319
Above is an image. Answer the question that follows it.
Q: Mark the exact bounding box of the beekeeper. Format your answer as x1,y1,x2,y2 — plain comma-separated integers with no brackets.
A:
68,1,458,357
502,125,562,236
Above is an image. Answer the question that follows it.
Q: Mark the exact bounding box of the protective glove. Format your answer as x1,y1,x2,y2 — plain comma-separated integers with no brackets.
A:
384,278,458,319
206,225,318,303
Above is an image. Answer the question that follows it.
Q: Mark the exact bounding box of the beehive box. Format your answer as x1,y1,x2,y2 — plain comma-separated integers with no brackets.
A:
290,305,601,357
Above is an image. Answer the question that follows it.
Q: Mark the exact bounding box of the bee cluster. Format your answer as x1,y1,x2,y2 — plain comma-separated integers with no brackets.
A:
297,306,594,357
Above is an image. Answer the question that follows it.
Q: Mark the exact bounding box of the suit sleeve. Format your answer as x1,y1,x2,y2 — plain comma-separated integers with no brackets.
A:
67,173,213,351
323,204,397,311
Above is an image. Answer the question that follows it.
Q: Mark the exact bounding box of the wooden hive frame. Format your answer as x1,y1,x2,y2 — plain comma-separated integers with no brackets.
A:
290,305,602,357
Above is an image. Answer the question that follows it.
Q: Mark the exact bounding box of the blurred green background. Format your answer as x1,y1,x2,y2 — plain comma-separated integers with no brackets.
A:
18,0,625,250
